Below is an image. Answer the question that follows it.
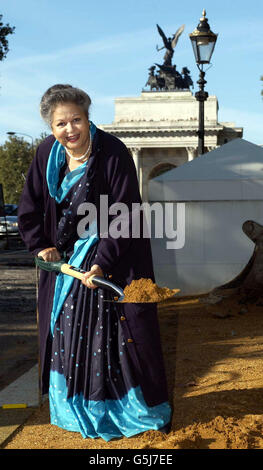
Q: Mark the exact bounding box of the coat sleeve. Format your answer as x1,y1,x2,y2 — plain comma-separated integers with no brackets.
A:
18,145,52,255
94,140,142,274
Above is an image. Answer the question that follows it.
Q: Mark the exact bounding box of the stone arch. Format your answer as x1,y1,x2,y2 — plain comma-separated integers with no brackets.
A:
141,162,177,201
148,162,177,180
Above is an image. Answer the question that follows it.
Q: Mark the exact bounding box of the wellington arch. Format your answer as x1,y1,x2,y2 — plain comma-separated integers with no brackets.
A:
99,90,242,201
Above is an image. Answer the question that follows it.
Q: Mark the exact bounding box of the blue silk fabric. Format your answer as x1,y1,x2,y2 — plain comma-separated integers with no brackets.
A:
46,126,171,440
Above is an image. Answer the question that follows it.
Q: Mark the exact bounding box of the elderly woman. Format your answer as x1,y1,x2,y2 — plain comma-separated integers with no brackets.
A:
18,84,171,441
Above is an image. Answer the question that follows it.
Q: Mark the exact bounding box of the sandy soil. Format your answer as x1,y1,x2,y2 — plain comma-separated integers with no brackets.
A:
3,290,263,450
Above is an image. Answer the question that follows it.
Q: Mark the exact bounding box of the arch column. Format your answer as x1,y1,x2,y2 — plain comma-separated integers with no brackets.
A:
186,147,198,161
129,147,142,194
207,146,217,153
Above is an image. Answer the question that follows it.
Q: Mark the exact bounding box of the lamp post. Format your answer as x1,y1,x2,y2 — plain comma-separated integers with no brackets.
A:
7,131,34,156
189,10,218,155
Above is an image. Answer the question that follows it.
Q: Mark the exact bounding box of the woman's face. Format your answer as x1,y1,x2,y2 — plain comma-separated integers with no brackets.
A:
51,102,90,156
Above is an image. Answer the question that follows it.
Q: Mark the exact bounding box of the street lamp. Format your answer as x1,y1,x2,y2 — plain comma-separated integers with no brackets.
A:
189,10,218,155
7,131,34,151
7,131,34,165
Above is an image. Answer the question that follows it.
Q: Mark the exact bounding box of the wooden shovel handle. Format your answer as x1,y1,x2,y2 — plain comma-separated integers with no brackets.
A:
60,263,86,280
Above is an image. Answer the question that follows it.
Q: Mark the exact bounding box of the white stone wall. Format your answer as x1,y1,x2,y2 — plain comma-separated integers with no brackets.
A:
114,91,218,124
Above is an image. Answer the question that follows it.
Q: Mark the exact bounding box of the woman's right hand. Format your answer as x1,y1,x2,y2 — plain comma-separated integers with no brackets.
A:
82,264,104,289
37,247,61,262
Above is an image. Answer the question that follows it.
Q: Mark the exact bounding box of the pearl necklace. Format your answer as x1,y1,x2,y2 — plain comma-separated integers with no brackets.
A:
65,130,92,161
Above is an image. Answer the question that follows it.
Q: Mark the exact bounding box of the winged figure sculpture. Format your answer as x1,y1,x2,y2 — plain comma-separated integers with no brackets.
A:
156,24,185,66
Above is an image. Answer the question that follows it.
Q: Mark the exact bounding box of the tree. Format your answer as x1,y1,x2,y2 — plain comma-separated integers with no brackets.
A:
0,136,33,204
0,14,15,61
33,132,49,148
0,133,49,204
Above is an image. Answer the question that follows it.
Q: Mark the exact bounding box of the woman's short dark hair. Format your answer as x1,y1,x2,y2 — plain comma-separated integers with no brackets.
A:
40,84,92,126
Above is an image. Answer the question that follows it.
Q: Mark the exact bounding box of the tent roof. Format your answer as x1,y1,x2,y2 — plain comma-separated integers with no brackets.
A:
149,139,263,201
155,139,263,181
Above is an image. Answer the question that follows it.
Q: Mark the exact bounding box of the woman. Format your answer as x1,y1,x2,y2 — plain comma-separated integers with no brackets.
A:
18,84,171,441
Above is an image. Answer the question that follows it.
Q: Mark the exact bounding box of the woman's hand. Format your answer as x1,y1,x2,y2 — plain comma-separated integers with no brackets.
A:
82,264,104,289
38,247,61,262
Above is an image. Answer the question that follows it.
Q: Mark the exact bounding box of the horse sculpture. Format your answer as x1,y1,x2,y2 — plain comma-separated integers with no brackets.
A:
144,24,194,92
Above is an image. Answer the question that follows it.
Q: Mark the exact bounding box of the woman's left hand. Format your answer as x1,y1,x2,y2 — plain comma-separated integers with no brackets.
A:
82,264,104,289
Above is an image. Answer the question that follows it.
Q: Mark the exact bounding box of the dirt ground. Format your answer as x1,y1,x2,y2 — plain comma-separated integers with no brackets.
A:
2,280,263,450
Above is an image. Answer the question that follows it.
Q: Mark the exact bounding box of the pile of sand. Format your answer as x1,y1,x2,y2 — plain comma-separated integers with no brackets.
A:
3,293,263,449
121,278,180,303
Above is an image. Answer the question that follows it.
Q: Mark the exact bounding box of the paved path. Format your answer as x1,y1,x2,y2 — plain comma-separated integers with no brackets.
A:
0,246,40,448
0,364,46,447
0,248,34,266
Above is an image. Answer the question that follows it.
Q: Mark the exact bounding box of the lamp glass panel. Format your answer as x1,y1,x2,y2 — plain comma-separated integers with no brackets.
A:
200,42,214,63
191,37,216,64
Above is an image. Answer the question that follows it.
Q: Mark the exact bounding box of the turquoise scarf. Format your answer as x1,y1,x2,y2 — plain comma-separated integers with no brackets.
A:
46,121,99,334
46,121,97,203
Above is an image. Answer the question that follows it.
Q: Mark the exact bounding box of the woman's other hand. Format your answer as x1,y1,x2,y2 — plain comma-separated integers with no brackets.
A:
82,264,104,289
38,247,61,262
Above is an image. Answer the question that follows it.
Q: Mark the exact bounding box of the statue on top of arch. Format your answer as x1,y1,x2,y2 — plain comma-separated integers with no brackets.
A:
144,24,194,92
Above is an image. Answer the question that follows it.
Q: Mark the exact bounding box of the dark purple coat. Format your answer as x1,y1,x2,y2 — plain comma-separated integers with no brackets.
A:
18,128,169,407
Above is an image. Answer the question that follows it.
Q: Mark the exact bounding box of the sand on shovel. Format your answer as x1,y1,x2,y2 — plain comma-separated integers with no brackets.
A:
120,278,180,303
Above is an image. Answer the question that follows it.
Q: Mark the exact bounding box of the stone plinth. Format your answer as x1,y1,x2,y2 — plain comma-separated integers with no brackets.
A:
114,91,216,123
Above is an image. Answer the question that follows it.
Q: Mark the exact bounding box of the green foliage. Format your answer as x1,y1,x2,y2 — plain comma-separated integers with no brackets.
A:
0,137,34,204
0,132,50,204
0,14,15,61
33,132,49,148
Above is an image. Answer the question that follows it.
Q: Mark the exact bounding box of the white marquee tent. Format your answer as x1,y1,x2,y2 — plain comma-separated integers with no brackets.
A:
148,138,263,295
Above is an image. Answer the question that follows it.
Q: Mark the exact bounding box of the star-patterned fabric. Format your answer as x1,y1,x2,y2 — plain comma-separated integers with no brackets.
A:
49,257,170,440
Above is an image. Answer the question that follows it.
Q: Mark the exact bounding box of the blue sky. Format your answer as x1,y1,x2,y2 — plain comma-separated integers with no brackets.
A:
0,0,263,145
